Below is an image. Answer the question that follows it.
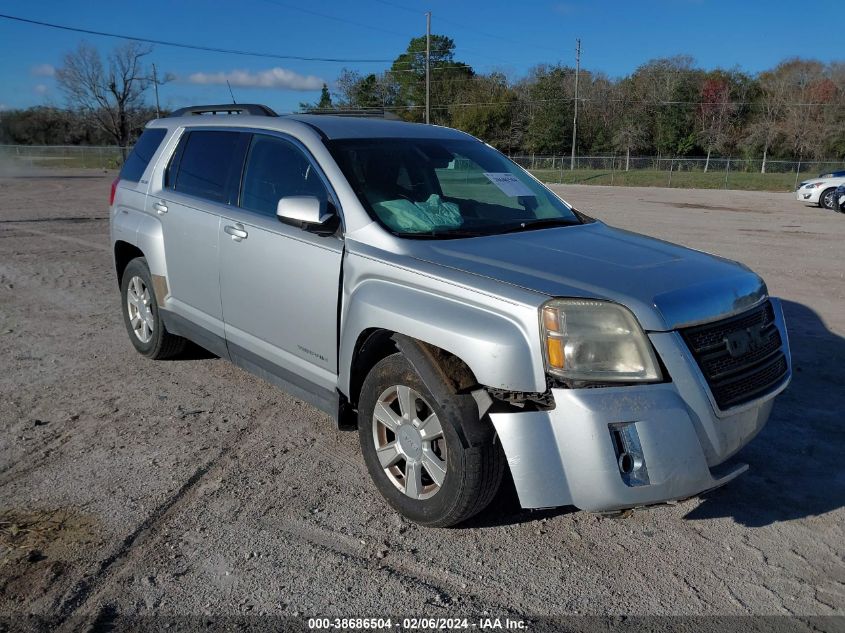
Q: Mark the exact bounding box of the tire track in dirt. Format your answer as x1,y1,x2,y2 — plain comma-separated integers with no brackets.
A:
51,402,278,632
0,217,108,224
267,518,538,616
3,225,109,252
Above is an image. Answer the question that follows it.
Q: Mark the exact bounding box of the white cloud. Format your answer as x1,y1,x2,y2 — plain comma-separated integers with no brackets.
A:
34,84,48,95
0,103,7,111
31,64,55,77
186,67,324,91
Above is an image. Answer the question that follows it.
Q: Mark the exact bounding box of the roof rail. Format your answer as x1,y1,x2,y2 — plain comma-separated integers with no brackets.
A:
169,104,278,117
301,108,401,121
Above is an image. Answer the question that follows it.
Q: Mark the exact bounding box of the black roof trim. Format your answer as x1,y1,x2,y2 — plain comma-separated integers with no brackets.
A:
300,108,401,120
170,104,278,117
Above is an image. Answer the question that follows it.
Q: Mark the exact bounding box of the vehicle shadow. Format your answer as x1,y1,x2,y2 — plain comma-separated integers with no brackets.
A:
684,299,845,527
458,470,577,529
171,341,219,361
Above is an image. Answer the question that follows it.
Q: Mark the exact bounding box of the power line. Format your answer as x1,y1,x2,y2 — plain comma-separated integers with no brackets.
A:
311,98,844,111
369,0,419,14
256,0,414,40
0,12,393,63
254,0,512,67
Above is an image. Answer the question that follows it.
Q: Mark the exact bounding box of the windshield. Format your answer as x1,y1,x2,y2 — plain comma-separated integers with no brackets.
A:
327,137,582,238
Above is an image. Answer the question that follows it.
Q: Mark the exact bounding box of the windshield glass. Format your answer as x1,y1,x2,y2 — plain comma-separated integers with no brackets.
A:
327,137,582,238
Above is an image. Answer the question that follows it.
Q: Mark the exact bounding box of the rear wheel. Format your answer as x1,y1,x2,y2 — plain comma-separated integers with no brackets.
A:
820,188,836,209
358,353,503,527
120,257,186,359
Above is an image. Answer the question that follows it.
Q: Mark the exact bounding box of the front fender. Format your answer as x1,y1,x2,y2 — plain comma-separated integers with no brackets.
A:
338,277,546,396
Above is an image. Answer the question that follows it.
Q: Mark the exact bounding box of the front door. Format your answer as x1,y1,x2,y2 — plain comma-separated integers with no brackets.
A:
218,133,343,412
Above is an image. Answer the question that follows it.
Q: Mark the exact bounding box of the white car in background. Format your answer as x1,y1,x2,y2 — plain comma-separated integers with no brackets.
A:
796,171,845,209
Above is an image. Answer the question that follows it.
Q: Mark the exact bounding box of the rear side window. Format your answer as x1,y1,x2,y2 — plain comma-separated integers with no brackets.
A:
170,131,248,204
120,128,166,182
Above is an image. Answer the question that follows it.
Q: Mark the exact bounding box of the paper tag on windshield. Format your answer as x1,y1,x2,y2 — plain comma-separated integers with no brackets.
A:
483,172,535,197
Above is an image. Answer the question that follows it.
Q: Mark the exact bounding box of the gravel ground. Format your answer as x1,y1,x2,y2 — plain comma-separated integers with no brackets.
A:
0,169,843,631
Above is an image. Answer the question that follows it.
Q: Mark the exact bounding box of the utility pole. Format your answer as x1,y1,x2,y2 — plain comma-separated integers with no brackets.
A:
570,38,580,171
152,63,161,118
425,11,431,124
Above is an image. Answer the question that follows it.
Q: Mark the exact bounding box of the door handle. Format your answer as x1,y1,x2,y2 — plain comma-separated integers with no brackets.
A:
153,201,168,215
224,224,248,241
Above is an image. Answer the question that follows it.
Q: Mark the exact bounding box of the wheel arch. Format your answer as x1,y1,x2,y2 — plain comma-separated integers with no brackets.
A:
114,240,144,287
345,328,480,412
113,210,170,306
338,279,546,405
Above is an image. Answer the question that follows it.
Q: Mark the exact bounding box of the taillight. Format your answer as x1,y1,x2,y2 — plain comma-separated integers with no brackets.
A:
109,176,120,206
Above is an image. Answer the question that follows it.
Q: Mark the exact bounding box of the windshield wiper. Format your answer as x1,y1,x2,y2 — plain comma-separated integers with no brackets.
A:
497,218,581,234
407,228,487,239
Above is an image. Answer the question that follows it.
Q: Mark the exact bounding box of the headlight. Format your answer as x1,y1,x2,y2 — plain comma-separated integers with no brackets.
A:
540,299,662,382
804,183,821,189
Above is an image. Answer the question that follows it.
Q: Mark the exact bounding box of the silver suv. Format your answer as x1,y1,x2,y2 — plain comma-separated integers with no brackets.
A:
110,104,791,527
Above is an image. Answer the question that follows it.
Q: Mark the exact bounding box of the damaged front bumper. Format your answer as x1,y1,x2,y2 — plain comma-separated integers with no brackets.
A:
490,299,791,512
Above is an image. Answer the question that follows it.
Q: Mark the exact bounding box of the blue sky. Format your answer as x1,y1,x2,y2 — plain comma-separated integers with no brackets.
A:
1,0,843,113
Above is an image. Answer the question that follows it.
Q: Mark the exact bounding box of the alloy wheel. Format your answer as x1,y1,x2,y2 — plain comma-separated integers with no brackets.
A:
126,275,155,343
823,189,836,209
372,385,447,500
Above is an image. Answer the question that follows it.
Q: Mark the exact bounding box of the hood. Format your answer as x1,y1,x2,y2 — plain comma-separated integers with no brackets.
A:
403,221,767,332
802,176,845,187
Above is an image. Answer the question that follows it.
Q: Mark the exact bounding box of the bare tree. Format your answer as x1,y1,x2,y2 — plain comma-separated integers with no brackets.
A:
55,41,154,158
611,79,647,170
745,69,788,173
777,60,831,179
696,75,737,172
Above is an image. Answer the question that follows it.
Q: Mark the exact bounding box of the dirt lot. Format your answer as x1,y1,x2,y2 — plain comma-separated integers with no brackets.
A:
0,170,843,631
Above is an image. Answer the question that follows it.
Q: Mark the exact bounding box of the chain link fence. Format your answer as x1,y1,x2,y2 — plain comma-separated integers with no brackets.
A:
2,144,843,191
0,144,125,170
512,155,844,191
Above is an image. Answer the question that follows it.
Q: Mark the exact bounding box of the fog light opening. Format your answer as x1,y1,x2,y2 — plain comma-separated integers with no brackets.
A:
618,452,636,474
609,423,650,487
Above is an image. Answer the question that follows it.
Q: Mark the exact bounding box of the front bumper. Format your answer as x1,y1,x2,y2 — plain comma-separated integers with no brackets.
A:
491,298,791,512
796,188,821,204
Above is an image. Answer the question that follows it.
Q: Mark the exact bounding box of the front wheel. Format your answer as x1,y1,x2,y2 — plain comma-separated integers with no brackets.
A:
358,353,504,527
820,188,836,209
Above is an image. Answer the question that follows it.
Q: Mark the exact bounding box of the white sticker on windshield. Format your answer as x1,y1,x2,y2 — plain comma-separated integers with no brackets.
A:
483,172,535,197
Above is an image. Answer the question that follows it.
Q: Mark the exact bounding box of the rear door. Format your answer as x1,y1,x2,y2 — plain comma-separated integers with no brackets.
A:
218,133,343,412
151,129,249,350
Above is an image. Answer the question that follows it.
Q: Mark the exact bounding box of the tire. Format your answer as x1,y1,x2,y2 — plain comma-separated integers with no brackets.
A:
120,257,186,360
820,188,836,209
358,352,504,527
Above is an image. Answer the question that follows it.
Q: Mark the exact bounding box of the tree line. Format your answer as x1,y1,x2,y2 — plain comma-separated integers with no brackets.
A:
305,35,845,169
2,36,843,170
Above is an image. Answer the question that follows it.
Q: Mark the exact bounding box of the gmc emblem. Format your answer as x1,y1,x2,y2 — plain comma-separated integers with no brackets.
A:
724,324,767,358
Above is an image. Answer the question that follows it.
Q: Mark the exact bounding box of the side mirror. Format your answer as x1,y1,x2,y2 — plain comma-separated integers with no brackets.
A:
276,196,337,235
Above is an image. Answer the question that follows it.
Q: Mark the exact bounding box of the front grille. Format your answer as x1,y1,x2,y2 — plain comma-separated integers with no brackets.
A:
680,301,788,409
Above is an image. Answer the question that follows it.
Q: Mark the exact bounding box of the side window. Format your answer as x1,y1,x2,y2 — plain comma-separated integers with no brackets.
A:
240,135,327,217
171,131,247,204
120,128,166,182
